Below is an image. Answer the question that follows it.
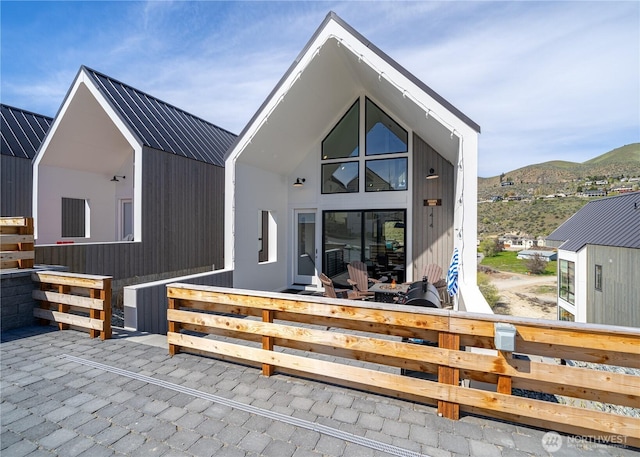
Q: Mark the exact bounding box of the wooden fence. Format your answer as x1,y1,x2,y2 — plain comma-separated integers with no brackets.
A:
166,283,640,447
1,217,34,269
33,271,112,340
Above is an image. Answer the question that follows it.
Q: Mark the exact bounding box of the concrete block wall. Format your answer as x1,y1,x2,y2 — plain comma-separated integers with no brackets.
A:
1,265,67,332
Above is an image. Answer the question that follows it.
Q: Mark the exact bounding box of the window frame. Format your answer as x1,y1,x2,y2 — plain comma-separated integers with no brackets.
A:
364,97,408,156
364,157,408,192
559,259,575,305
595,264,602,291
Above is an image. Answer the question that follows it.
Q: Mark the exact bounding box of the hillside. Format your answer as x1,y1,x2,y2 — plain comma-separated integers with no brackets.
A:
479,143,639,199
477,143,640,237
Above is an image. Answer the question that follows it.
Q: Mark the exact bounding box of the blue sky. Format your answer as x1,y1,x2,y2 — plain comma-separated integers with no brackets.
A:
1,1,638,177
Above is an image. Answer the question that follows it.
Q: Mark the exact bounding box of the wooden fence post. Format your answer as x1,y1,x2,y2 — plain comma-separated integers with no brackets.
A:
438,332,460,420
18,217,34,269
262,310,274,376
168,298,180,356
57,285,70,330
101,278,112,340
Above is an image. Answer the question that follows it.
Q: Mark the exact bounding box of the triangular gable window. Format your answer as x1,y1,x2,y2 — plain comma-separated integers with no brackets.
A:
321,100,359,160
365,98,407,156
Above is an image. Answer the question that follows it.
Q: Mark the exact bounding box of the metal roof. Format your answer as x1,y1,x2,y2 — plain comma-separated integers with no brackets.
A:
546,192,640,251
1,104,53,159
82,66,236,167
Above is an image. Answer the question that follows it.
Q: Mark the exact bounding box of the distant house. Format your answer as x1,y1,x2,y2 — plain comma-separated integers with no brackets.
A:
583,190,607,197
516,249,557,262
33,66,236,289
224,12,488,312
501,234,535,250
1,104,53,216
546,192,640,327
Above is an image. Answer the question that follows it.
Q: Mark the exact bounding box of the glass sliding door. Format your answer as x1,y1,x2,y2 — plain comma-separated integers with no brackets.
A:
294,211,316,284
322,209,405,283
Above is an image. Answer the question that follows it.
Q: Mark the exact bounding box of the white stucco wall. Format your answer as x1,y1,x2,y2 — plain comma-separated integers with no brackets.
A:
36,164,133,244
232,163,289,291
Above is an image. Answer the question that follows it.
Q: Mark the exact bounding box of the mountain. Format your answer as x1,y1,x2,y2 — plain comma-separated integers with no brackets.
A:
477,143,640,238
478,143,640,199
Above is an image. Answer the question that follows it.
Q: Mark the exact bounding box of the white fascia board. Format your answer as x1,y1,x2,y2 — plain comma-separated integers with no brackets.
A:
224,161,235,271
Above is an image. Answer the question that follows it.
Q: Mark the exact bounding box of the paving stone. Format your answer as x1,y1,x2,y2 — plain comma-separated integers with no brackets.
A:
238,430,272,453
262,439,298,457
192,418,225,438
80,398,110,414
374,402,401,421
453,419,484,440
217,424,250,446
381,419,411,439
167,429,203,450
409,423,439,447
2,406,30,425
43,405,77,422
439,431,470,455
358,413,385,431
129,414,161,433
94,425,130,446
513,432,548,455
39,428,78,450
54,435,95,457
20,420,60,442
59,411,94,429
76,418,111,436
332,406,359,424
1,430,22,450
1,439,38,457
314,434,347,456
265,421,296,442
95,403,127,420
484,426,517,448
290,396,315,412
469,439,502,457
224,409,251,427
7,413,44,433
157,405,188,422
289,428,321,450
310,401,335,418
110,431,146,454
134,439,171,457
174,411,205,430
419,444,454,457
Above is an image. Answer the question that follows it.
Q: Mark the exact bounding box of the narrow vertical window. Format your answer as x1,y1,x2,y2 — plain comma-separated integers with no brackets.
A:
258,210,269,263
559,260,575,305
61,197,86,237
595,264,602,291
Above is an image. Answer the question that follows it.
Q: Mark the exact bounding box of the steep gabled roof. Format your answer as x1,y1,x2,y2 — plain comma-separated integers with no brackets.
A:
546,192,640,251
82,66,236,167
1,104,53,159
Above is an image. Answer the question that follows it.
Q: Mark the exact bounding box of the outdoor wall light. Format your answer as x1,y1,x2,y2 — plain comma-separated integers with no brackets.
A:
293,178,306,188
425,168,439,180
494,322,517,352
111,175,125,182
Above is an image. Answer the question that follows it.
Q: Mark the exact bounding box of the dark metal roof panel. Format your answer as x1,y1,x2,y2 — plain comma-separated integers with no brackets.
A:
83,67,236,167
546,192,640,251
0,104,53,159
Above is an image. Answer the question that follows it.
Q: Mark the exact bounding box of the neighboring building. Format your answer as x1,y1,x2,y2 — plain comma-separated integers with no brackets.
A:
224,12,488,313
1,104,53,216
33,66,236,286
501,234,535,250
583,190,607,197
516,250,557,262
546,192,640,327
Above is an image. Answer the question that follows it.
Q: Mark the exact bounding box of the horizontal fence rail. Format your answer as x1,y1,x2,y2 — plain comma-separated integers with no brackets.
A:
0,217,34,269
166,283,640,447
33,271,112,340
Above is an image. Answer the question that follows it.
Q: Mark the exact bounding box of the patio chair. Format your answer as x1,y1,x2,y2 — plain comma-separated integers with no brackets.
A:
319,273,365,300
347,261,382,298
420,263,449,306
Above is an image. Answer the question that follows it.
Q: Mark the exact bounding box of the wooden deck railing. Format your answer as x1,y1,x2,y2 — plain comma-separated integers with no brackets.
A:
33,271,112,340
166,283,640,447
1,217,34,269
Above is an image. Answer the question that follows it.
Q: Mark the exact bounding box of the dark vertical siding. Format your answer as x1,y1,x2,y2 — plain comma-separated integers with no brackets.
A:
35,147,225,281
1,155,33,217
412,134,454,280
587,245,640,327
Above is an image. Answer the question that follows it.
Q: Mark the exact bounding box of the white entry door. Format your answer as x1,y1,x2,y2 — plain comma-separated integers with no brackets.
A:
294,210,316,285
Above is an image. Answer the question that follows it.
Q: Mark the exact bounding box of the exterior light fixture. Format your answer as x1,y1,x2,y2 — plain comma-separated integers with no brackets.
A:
111,175,125,182
426,168,439,180
293,178,306,188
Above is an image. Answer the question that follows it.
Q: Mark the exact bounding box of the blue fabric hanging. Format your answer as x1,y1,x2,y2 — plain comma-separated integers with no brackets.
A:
447,247,459,297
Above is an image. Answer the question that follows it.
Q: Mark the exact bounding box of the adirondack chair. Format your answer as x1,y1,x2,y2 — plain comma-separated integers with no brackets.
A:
319,273,365,300
346,261,382,298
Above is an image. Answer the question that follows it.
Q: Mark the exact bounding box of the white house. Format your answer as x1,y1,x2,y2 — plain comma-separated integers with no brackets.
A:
224,12,488,313
546,192,640,327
